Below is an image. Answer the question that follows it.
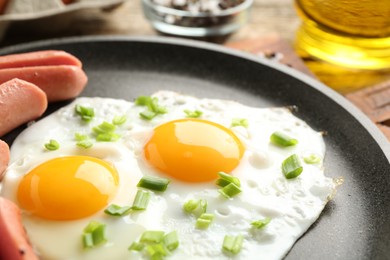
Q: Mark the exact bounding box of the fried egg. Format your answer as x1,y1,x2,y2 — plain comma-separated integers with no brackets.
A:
0,91,337,260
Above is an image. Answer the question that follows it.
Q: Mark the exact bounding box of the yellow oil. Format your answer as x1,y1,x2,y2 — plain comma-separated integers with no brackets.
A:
294,0,390,93
295,0,390,70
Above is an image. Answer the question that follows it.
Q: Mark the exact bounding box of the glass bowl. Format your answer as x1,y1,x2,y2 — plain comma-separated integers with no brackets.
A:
142,0,253,37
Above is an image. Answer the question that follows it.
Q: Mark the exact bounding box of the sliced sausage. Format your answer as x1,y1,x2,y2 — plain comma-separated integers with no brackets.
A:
0,78,48,137
0,50,82,69
0,197,39,260
0,140,9,180
0,65,88,102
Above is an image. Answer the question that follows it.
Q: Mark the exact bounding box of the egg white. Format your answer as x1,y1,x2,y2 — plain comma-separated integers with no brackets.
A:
0,91,336,260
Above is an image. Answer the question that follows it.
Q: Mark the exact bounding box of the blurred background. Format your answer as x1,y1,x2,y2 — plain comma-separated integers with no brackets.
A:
0,0,389,138
0,1,299,46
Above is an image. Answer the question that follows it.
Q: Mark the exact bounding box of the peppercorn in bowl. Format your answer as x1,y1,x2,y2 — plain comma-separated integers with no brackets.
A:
142,0,253,37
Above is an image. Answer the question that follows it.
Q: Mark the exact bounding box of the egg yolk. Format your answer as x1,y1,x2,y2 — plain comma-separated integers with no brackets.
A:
144,119,245,182
17,156,119,220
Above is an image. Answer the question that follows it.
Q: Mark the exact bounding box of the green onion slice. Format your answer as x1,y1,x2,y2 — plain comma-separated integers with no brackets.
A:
82,221,107,248
77,140,93,149
140,110,157,120
136,95,167,121
282,154,303,179
92,121,120,142
140,231,165,243
75,105,95,122
219,183,242,199
112,115,127,125
216,172,240,188
146,243,168,257
184,109,203,118
131,190,151,210
96,133,120,142
104,204,132,216
231,118,248,128
128,230,179,258
148,97,167,114
251,217,271,229
222,234,244,255
270,131,298,147
135,96,152,106
75,133,88,141
196,213,214,229
303,153,321,164
44,139,60,151
183,199,207,216
128,241,145,251
93,121,116,134
137,175,170,192
163,231,179,251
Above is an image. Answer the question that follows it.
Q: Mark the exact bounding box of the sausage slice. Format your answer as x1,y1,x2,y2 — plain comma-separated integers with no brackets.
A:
0,197,38,260
0,65,87,102
0,140,9,180
0,50,82,69
0,78,48,136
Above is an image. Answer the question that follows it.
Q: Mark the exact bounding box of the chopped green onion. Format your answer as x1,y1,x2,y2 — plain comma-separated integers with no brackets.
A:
82,221,107,248
154,105,167,115
96,133,120,142
146,244,168,258
148,97,167,114
140,110,157,120
136,95,167,120
128,241,145,251
75,105,95,122
112,115,127,125
137,175,170,192
93,121,116,134
75,133,93,148
196,213,214,229
219,183,242,199
196,218,212,229
270,131,298,147
104,204,132,216
183,199,200,213
135,96,152,106
92,121,120,142
44,139,60,151
303,154,321,164
282,154,303,179
77,140,93,149
129,230,179,259
199,213,214,221
222,234,243,255
132,190,151,210
231,118,248,128
83,233,94,249
183,199,207,217
75,133,88,141
216,172,241,188
184,109,203,118
140,231,165,243
251,217,271,229
163,231,179,251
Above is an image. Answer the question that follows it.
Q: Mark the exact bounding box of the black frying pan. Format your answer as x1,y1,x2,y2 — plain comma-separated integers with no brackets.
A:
1,36,389,260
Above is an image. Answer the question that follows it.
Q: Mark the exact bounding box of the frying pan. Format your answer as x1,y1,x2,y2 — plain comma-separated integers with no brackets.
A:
1,36,389,259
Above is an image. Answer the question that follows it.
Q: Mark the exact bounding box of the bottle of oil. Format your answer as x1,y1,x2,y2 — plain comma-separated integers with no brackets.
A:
294,0,390,93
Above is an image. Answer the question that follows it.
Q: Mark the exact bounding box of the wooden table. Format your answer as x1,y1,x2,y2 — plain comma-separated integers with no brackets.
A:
0,1,299,47
1,0,389,139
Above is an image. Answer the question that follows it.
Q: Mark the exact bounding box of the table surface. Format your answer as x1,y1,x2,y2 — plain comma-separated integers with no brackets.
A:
0,1,299,48
1,0,389,140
